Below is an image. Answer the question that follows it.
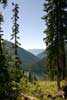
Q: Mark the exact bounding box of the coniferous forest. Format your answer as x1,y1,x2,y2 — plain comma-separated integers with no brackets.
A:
0,0,67,100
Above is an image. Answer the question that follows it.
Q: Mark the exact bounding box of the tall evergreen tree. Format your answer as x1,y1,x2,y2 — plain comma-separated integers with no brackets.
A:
0,1,21,99
11,2,21,70
0,12,10,99
42,0,67,90
10,3,22,99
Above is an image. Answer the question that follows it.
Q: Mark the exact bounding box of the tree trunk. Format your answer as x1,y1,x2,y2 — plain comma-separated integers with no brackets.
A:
57,77,60,90
57,53,61,90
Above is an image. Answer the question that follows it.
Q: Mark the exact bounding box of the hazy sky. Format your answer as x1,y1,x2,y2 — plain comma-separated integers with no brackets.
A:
0,0,46,49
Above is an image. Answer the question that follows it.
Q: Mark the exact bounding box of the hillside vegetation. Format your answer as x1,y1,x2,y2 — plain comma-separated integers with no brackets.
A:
30,58,46,78
5,40,47,79
4,40,40,68
17,79,66,100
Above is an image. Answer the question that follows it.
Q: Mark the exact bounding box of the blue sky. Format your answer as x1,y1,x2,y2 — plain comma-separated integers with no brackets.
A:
0,0,46,49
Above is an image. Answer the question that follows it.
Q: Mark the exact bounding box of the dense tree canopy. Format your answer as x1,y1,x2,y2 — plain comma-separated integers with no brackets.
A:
0,12,10,99
43,0,67,89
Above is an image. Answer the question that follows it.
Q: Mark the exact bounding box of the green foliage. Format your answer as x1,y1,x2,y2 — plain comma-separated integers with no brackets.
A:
29,71,33,82
0,0,8,8
18,80,67,100
42,0,67,87
11,2,21,69
19,77,29,94
0,0,7,4
0,13,11,100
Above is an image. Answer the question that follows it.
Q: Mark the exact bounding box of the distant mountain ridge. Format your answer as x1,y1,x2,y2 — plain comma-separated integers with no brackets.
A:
27,49,44,55
28,49,46,60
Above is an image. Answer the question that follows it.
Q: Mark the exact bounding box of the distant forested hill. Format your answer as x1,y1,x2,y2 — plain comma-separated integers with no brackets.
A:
37,51,46,60
4,40,47,79
30,58,46,75
4,40,40,68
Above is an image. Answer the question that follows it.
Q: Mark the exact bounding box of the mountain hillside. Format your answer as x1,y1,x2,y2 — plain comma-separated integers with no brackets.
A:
30,57,46,76
4,40,47,80
4,40,40,68
37,51,46,60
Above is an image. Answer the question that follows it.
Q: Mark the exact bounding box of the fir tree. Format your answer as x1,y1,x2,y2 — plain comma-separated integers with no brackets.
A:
0,0,7,4
10,3,22,99
0,0,7,8
0,12,10,99
42,0,67,90
29,71,33,82
11,2,21,70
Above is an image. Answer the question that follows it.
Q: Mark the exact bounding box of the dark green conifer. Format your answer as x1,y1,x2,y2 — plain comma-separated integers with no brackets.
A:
0,12,10,99
11,2,21,70
0,0,7,8
42,0,67,90
10,3,22,99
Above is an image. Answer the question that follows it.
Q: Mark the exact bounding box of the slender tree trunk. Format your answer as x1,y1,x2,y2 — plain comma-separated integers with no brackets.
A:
57,75,61,90
57,64,61,90
65,44,67,79
57,54,61,90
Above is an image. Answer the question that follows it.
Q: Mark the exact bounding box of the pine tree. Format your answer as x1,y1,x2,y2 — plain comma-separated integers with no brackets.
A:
42,0,67,90
11,2,21,70
0,0,7,8
10,3,22,99
29,71,33,82
0,12,10,99
0,0,7,4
